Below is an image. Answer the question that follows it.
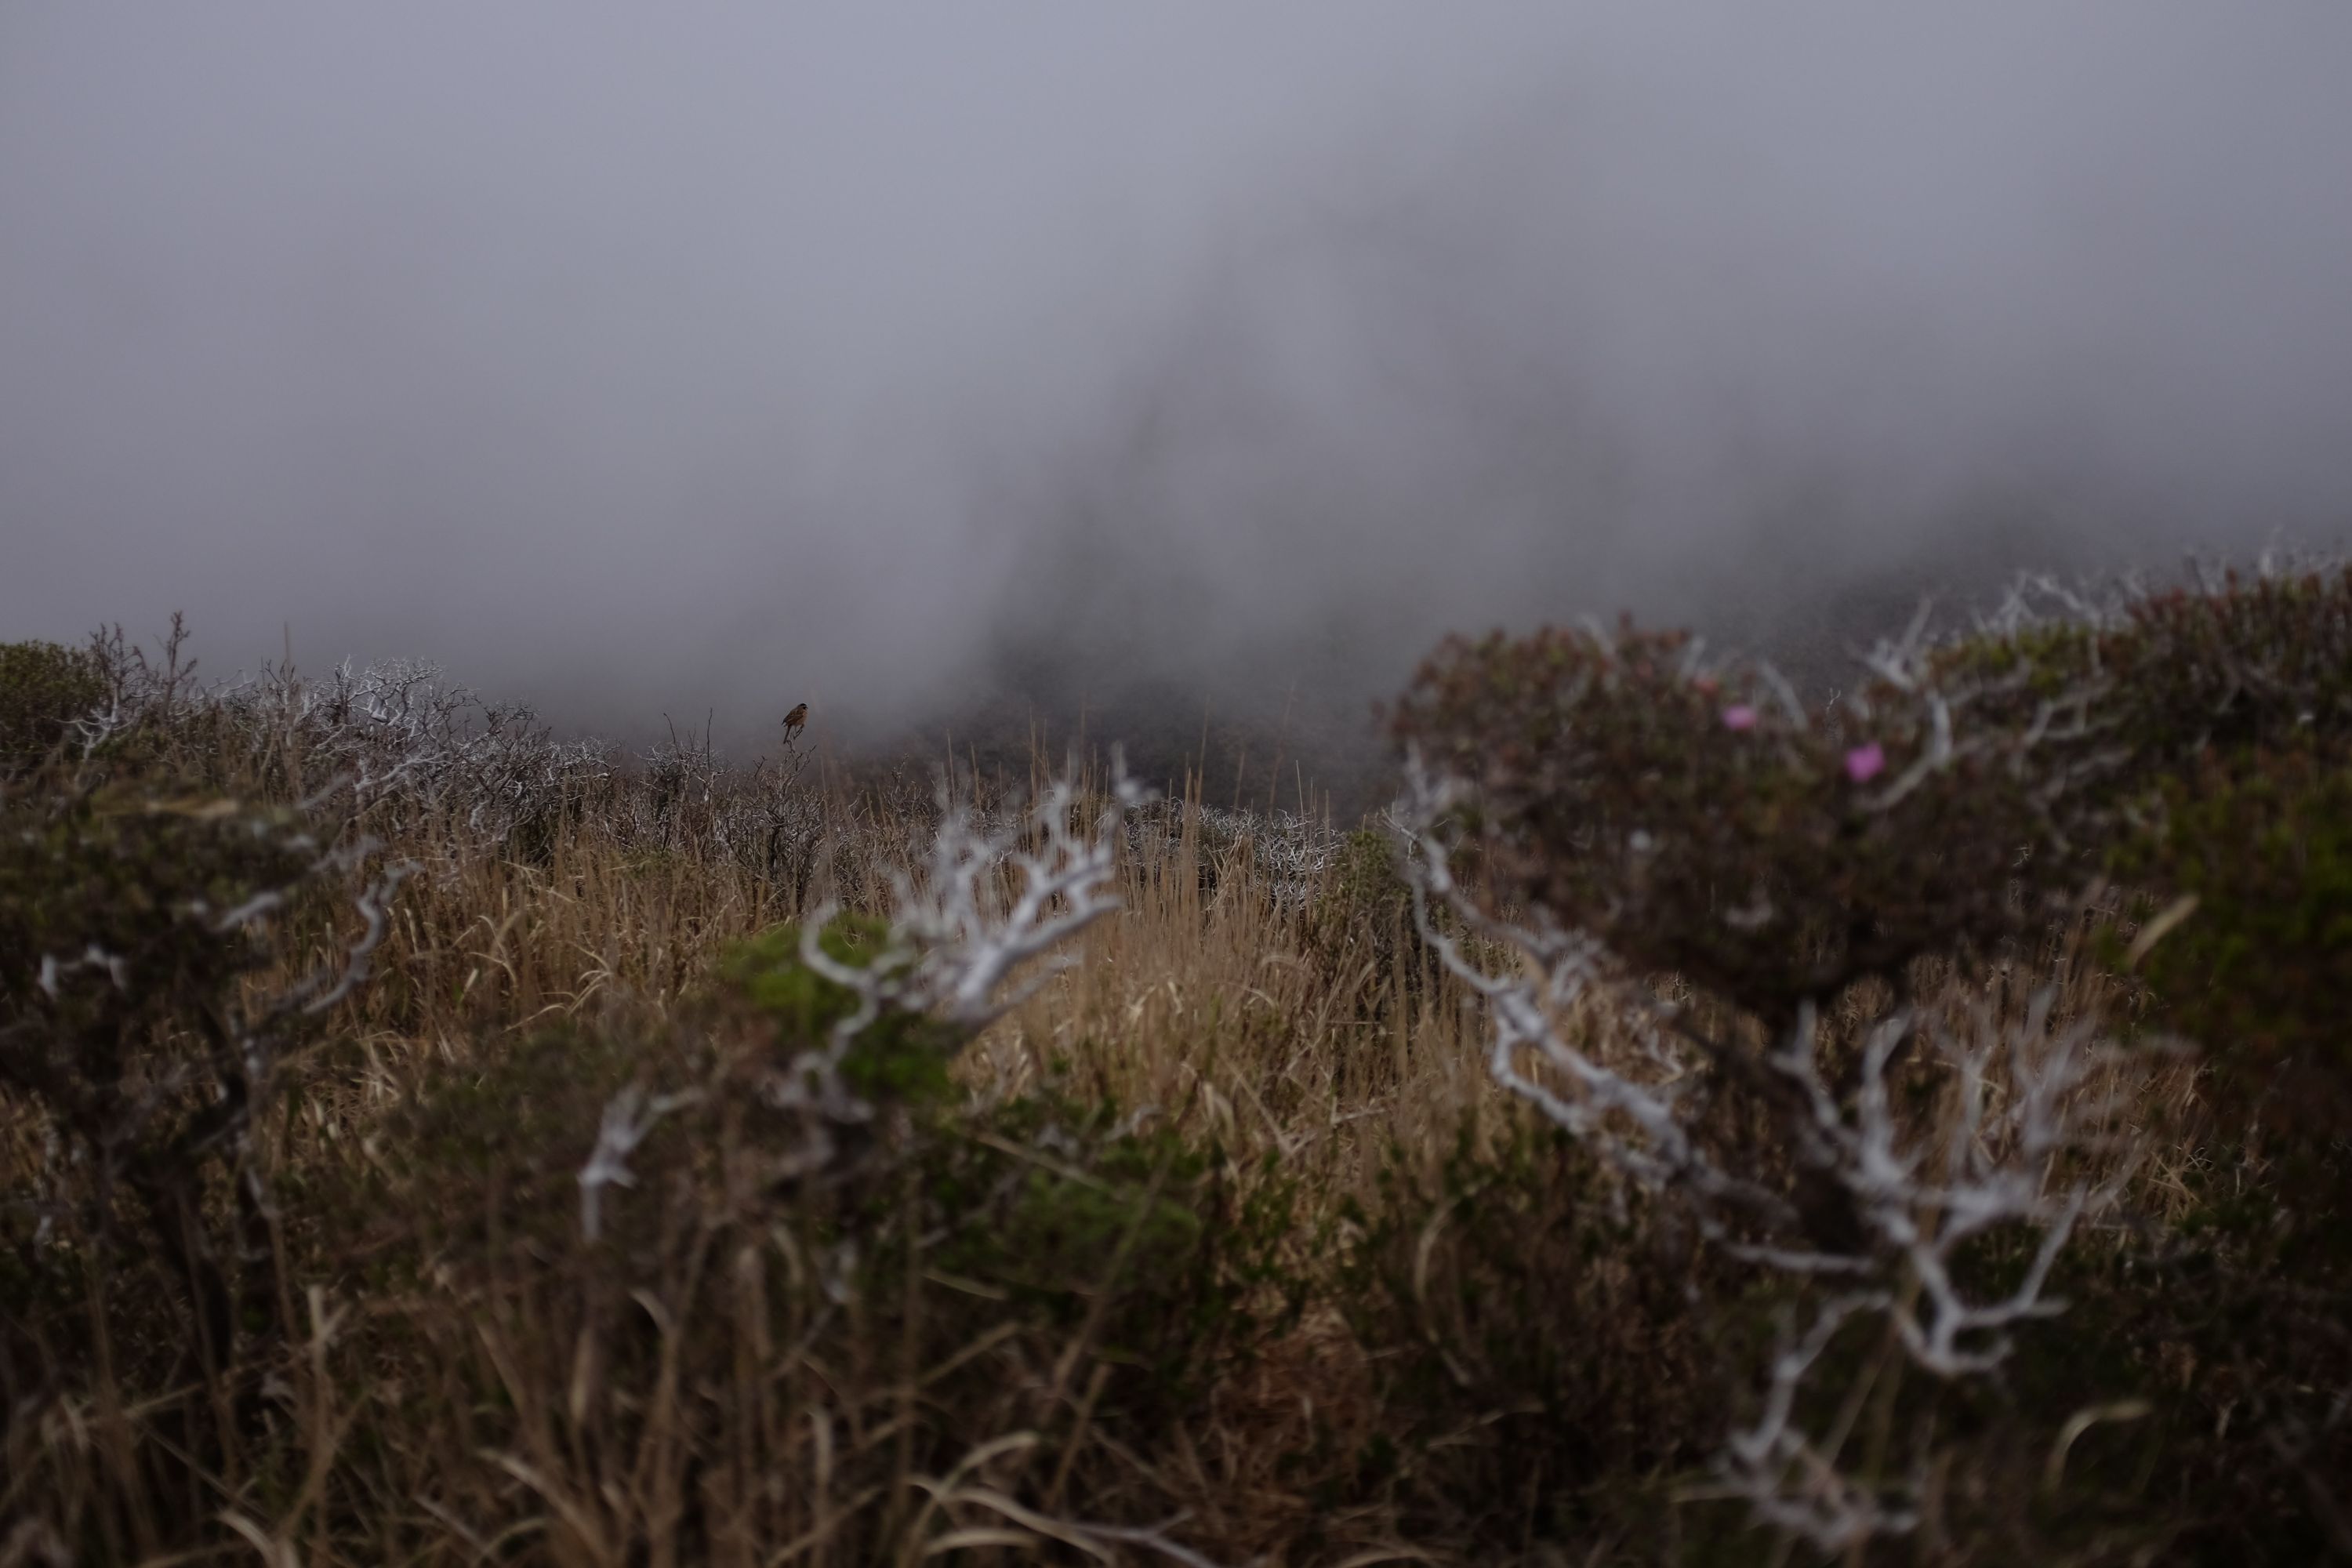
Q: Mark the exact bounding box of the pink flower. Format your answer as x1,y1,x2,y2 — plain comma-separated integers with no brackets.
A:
1845,742,1887,783
1721,705,1758,731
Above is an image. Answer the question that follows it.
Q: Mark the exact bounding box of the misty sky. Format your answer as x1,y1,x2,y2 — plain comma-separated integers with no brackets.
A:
5,4,2351,749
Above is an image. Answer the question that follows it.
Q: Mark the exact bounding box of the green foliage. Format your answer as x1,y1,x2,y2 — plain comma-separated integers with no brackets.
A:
1333,1115,1720,1537
0,637,105,771
397,1023,648,1186
949,1105,1210,1305
2114,746,2352,1109
0,786,310,1022
2104,567,2352,759
720,914,967,1105
1931,567,2352,765
895,1093,1305,1398
1303,826,1425,997
1993,1143,2352,1566
1321,826,1411,931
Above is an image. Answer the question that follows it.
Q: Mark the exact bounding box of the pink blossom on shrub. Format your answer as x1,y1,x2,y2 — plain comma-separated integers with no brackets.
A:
1721,705,1757,731
1845,742,1887,783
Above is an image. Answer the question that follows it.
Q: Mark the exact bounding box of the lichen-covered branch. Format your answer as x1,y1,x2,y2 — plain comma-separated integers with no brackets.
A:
1393,750,2143,1548
582,763,1150,1213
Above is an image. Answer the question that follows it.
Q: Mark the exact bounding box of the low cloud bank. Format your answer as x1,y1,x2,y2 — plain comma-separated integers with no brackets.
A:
5,5,2349,782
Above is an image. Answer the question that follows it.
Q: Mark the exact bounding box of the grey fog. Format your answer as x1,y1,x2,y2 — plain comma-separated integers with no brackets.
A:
5,3,2350,769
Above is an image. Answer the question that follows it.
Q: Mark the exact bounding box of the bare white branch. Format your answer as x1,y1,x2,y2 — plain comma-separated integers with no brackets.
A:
1715,1292,1918,1551
1392,748,2145,1550
578,1084,704,1242
804,761,1150,1032
36,945,129,1000
1390,756,1789,1222
627,761,1159,1200
1762,996,2134,1378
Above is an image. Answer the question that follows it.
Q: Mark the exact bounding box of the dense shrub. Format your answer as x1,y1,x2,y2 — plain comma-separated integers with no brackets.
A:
2063,1144,2352,1564
2113,746,2352,1118
1330,1112,2251,1563
1334,1120,1722,1537
0,638,104,771
1391,564,2352,1029
720,916,969,1105
1392,621,2070,1025
1301,825,1428,1003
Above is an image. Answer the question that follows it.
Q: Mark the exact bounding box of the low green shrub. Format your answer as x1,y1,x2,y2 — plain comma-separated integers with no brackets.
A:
1984,1138,2352,1566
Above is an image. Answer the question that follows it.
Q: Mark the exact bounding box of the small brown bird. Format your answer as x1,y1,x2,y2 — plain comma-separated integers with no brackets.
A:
782,702,808,743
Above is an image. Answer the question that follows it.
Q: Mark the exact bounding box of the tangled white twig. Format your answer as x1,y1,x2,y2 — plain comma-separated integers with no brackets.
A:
580,763,1151,1222
1715,1292,1918,1550
797,761,1150,1031
1391,750,2143,1548
579,1084,705,1242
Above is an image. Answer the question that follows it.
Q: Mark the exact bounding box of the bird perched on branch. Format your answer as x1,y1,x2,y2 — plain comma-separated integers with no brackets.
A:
782,702,808,743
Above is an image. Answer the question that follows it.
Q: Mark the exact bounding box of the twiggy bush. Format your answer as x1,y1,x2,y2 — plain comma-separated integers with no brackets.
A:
1389,619,2072,1029
35,620,831,892
1384,563,2352,1552
1390,563,2352,1031
0,756,407,1393
1334,1120,1723,1543
0,640,106,772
